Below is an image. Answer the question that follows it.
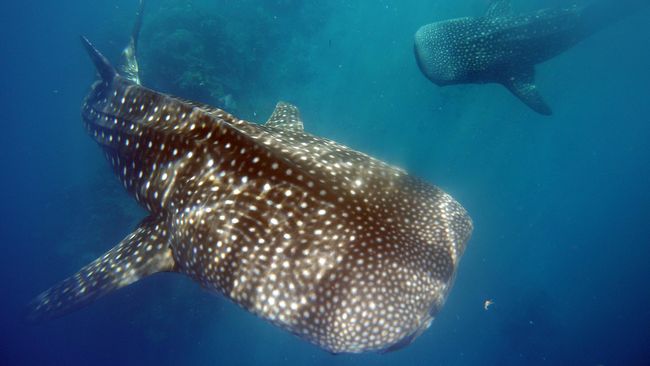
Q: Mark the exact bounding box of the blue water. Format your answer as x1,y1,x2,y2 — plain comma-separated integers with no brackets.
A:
2,0,649,365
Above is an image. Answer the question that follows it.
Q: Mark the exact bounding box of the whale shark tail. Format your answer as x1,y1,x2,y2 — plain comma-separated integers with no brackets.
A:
121,0,145,84
580,0,650,36
79,0,145,84
25,217,176,322
80,35,117,81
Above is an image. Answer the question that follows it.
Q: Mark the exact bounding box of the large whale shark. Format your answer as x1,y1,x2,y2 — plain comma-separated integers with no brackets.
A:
27,2,472,354
414,0,649,115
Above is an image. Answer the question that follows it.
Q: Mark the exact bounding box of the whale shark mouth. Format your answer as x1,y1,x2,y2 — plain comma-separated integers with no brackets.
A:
380,314,434,353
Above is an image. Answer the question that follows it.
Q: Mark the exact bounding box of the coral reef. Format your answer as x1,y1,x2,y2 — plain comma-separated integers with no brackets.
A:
139,0,331,115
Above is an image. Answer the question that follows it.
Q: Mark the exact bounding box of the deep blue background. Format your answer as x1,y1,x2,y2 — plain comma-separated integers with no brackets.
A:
1,1,649,365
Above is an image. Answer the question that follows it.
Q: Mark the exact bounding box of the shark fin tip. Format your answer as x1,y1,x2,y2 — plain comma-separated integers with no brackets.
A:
80,36,118,81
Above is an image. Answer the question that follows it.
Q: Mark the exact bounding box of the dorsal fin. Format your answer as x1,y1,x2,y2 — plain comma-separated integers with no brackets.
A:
81,36,118,81
501,66,552,116
264,102,305,131
121,0,145,84
486,0,512,17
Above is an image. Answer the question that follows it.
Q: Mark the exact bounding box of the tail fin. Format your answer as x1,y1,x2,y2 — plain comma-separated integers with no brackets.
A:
580,0,650,36
81,36,118,81
121,0,145,84
26,216,175,322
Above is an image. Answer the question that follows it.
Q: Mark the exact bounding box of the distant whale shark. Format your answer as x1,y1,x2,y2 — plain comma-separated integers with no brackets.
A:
414,0,649,115
27,1,472,354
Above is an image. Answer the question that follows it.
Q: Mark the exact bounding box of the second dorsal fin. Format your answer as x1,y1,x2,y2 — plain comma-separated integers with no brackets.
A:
264,102,304,132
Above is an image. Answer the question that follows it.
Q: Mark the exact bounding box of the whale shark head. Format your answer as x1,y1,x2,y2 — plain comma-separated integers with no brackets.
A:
414,21,465,86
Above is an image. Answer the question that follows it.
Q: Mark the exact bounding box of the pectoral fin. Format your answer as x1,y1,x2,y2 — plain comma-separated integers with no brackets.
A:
26,216,175,322
501,67,552,116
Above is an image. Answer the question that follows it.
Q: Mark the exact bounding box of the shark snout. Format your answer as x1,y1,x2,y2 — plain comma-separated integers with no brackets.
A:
413,25,458,86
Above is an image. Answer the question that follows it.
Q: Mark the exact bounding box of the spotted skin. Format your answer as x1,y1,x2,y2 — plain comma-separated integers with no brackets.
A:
27,36,472,355
414,0,649,115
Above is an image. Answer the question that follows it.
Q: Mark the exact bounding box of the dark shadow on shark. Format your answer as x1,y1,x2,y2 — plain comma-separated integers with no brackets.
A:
414,0,649,115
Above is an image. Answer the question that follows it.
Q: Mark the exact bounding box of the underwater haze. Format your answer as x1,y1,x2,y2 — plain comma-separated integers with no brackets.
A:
1,0,649,365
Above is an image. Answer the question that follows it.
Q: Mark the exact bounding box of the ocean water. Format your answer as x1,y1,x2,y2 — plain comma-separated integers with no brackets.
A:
1,0,649,365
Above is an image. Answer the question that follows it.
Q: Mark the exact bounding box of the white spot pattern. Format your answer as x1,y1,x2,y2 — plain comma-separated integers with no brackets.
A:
36,61,472,353
413,4,588,115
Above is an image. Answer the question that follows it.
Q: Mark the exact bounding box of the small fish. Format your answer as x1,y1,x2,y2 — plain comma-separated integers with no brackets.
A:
27,2,472,354
484,299,494,311
414,0,649,115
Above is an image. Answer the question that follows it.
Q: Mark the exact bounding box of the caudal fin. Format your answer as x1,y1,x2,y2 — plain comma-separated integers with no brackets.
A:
81,36,118,81
26,216,175,322
82,0,145,83
121,0,146,84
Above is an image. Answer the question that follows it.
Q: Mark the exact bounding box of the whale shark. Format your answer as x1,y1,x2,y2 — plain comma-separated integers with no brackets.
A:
414,0,649,115
27,2,472,354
